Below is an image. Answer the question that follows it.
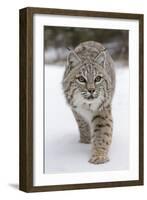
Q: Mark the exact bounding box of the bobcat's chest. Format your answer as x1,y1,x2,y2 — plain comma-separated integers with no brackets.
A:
74,106,93,123
72,92,98,123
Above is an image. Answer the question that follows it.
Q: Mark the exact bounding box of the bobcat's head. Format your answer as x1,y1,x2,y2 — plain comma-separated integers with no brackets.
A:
62,41,115,111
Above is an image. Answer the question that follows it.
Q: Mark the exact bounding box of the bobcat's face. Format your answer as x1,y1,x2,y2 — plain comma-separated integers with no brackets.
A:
75,64,105,101
72,62,112,112
63,45,114,111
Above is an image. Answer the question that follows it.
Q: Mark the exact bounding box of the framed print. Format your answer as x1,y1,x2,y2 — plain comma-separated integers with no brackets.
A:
19,7,144,192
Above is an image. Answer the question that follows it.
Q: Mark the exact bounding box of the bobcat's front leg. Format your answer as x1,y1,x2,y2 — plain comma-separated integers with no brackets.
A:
73,110,91,144
89,107,113,164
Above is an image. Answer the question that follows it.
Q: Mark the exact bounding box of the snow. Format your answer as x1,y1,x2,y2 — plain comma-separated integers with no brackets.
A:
45,64,129,173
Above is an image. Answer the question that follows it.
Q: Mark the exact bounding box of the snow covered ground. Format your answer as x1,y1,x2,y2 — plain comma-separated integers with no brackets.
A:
45,64,129,173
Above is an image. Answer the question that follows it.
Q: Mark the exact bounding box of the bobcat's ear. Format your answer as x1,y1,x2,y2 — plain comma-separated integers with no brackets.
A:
67,51,81,68
94,51,106,67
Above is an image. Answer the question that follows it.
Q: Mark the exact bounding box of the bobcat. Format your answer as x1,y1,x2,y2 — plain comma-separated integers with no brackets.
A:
62,41,115,164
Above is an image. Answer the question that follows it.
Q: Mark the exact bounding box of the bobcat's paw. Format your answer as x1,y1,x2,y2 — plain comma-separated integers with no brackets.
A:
89,154,109,164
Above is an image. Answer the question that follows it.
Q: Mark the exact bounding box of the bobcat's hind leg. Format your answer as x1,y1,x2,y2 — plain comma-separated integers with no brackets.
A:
73,110,91,144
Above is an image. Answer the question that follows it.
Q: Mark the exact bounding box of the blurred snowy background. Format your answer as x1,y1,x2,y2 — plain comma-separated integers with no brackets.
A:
44,26,128,66
44,27,129,173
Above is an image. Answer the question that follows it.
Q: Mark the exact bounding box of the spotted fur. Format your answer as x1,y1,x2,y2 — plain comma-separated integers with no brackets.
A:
62,41,115,164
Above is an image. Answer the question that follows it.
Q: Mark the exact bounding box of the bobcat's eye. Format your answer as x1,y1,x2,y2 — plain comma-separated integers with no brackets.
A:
77,76,86,83
95,76,102,82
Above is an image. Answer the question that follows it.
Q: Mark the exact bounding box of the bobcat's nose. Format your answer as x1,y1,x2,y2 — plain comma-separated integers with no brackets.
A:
88,88,95,94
